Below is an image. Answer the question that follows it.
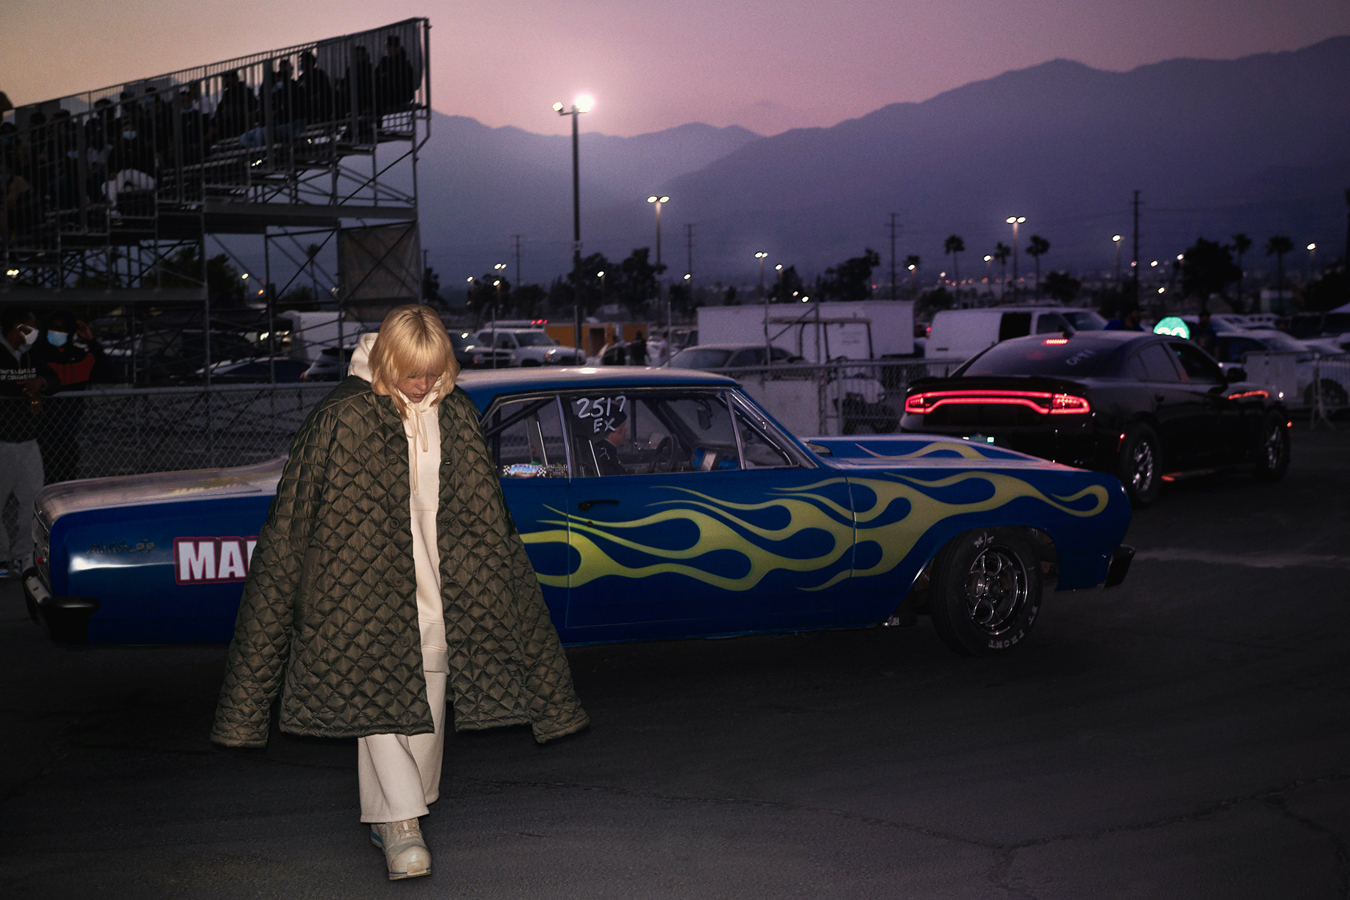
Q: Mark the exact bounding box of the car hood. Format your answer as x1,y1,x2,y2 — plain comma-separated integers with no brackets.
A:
35,459,286,529
806,434,1076,471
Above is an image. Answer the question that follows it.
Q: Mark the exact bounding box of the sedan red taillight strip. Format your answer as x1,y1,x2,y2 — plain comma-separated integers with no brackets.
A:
904,389,1091,415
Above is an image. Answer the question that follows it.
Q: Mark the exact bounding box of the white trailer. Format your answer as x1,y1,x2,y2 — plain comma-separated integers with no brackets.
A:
696,300,914,361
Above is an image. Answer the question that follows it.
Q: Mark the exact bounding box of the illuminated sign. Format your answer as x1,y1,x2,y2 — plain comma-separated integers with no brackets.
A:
174,537,258,584
1153,316,1190,338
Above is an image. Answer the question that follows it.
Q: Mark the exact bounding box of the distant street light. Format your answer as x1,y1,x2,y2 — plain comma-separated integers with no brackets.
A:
554,94,594,353
1113,234,1123,284
1006,216,1026,300
983,254,992,296
648,195,670,333
1307,242,1317,281
755,251,769,365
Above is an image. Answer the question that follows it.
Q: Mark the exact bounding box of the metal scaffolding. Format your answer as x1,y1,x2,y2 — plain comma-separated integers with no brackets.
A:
1,18,430,383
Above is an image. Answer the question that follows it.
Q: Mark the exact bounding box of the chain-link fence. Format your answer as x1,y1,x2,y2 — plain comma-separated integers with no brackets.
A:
1241,351,1350,422
699,358,959,436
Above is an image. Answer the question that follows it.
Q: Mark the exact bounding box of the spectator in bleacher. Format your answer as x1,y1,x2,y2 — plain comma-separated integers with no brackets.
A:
177,87,204,165
339,44,375,140
23,111,54,217
33,308,105,485
375,34,416,116
105,103,157,212
1,151,32,241
214,70,256,143
84,99,114,201
296,51,333,128
268,58,304,140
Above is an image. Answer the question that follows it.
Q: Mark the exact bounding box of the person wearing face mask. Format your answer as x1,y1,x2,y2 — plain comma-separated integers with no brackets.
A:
103,98,158,213
212,305,588,881
33,309,105,484
0,305,53,579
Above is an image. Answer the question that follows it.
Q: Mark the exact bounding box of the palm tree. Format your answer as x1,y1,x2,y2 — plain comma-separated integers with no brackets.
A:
992,242,1011,299
904,254,921,298
1026,235,1050,300
1230,233,1251,312
1266,235,1294,313
943,235,965,302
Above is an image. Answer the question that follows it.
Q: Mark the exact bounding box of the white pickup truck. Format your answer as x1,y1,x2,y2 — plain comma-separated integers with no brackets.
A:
476,327,586,366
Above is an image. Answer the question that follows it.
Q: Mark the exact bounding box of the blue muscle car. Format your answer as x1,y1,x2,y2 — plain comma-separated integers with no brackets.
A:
24,368,1134,656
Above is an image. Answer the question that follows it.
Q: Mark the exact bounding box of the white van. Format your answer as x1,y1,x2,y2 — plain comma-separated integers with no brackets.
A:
925,307,1105,362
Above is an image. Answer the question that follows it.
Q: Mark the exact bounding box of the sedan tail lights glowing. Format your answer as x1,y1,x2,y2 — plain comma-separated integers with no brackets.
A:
904,389,1092,416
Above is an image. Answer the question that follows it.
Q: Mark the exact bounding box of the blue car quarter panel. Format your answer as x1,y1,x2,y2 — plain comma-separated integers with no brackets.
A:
819,435,1132,596
53,495,274,643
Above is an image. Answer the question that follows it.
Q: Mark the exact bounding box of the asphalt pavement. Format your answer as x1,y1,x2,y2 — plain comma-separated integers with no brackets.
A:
2,425,1347,899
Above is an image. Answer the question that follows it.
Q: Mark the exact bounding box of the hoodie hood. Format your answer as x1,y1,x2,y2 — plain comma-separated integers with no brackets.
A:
347,332,378,383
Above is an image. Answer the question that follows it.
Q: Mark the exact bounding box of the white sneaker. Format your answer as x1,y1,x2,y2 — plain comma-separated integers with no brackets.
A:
370,818,431,880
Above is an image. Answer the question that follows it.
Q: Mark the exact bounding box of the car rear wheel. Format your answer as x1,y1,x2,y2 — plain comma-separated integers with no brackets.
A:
1252,411,1290,483
928,528,1042,657
1118,423,1161,508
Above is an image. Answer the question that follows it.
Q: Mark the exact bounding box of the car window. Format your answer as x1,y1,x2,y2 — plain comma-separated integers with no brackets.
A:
516,332,557,347
999,312,1032,341
1034,313,1071,334
729,393,807,469
959,337,1118,377
1061,310,1108,330
564,390,743,477
1168,342,1223,384
483,396,569,478
1133,343,1182,382
669,348,733,369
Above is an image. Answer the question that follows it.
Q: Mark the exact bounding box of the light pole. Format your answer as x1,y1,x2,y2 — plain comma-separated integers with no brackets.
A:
554,94,593,355
1113,234,1123,285
755,251,769,364
647,194,669,335
1006,216,1025,300
1307,242,1317,282
596,269,605,304
983,255,992,303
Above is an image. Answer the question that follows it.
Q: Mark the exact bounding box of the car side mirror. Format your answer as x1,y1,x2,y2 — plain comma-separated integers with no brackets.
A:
1226,366,1247,383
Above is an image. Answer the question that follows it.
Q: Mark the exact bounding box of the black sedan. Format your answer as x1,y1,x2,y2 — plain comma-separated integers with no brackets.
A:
899,331,1290,506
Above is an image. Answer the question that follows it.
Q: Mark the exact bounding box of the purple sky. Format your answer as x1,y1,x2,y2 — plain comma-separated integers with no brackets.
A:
6,0,1349,136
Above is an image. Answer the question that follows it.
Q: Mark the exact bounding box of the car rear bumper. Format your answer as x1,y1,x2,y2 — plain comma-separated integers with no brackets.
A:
23,567,99,644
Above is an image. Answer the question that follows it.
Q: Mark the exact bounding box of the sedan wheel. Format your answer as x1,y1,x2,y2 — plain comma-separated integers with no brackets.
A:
1119,424,1161,508
1253,412,1290,483
928,528,1042,656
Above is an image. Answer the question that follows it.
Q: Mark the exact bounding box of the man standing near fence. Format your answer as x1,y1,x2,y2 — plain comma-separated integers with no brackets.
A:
1,306,50,578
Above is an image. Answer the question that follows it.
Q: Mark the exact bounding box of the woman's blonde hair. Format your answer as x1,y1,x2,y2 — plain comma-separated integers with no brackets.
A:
368,305,460,418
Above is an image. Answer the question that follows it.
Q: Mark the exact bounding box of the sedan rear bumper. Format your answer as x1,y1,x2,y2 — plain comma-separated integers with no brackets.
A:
23,567,99,644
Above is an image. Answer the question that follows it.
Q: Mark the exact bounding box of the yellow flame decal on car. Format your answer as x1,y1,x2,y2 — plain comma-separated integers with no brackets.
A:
522,471,1110,593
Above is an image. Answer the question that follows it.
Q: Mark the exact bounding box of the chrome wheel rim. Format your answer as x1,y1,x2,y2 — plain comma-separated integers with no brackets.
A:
963,546,1029,637
1263,423,1285,469
1131,437,1155,493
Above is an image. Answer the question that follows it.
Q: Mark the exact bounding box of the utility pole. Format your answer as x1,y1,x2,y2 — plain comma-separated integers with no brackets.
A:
512,234,522,288
1131,190,1141,305
685,223,694,316
888,213,900,300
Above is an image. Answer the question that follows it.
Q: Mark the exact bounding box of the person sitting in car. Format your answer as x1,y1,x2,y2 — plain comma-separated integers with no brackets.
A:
592,409,629,475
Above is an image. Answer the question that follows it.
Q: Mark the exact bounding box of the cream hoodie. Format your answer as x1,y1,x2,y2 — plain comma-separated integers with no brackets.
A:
348,333,449,673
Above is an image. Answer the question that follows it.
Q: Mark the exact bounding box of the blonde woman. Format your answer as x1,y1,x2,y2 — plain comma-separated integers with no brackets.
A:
212,305,587,880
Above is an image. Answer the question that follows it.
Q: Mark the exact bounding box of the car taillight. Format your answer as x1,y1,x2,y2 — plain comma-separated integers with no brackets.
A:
904,389,1091,415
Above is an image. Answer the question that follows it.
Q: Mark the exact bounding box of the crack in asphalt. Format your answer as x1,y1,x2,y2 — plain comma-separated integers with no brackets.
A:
449,771,1350,898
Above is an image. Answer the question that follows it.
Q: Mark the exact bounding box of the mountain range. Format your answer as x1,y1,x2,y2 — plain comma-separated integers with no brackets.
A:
416,37,1350,293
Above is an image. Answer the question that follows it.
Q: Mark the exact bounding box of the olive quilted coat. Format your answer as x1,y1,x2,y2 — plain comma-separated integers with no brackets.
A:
211,378,588,747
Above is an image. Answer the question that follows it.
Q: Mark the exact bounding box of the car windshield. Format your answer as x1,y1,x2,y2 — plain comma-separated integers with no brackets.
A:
1061,310,1108,330
451,332,474,350
670,348,733,369
515,331,557,347
958,337,1119,377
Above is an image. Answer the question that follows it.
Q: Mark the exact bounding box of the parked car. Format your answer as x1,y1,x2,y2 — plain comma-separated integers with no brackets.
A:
668,342,899,433
191,357,310,384
925,307,1104,362
451,331,513,369
25,368,1132,657
1208,328,1350,411
475,327,585,366
900,331,1291,507
300,346,355,381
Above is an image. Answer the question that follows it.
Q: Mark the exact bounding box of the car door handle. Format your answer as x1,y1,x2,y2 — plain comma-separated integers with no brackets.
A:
577,499,619,512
